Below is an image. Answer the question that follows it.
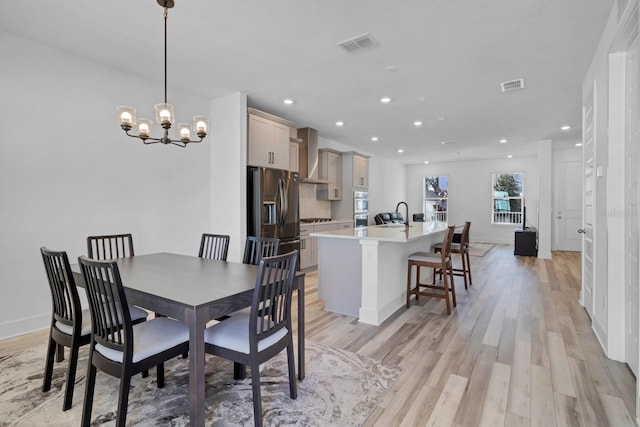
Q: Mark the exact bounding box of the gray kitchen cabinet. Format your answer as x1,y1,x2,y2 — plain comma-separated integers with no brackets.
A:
318,149,342,200
247,111,290,170
300,221,353,270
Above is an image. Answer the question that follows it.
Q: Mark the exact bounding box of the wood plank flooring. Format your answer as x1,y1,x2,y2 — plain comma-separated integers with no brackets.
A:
2,245,636,426
298,245,636,426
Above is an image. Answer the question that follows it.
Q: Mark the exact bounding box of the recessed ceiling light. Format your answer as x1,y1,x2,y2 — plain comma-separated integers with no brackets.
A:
371,136,379,142
499,139,507,144
507,155,513,158
385,65,398,72
437,116,446,121
575,142,583,147
441,140,456,145
424,161,429,164
283,99,294,105
397,149,404,153
413,121,422,127
416,96,427,102
380,96,392,103
561,125,571,131
335,121,344,127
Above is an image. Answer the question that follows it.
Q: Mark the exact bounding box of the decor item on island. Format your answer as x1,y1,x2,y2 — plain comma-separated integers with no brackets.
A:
0,338,400,426
116,0,208,148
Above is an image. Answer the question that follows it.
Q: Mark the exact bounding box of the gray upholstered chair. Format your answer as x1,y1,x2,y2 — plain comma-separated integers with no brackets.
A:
40,247,92,411
199,233,230,261
78,256,189,427
204,250,299,427
406,225,457,314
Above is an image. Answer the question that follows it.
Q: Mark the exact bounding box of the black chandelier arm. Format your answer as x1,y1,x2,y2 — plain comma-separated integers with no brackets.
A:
122,128,204,147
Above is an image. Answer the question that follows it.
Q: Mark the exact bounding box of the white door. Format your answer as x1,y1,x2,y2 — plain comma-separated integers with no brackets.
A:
581,86,595,318
624,33,639,377
554,159,583,251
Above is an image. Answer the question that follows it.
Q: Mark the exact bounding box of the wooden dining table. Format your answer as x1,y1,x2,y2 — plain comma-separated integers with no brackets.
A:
71,252,305,427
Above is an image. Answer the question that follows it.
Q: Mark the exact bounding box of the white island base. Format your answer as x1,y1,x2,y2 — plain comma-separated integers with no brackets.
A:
312,222,448,325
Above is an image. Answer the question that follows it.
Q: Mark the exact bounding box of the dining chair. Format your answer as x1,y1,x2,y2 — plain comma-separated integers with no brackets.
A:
87,233,134,260
78,256,190,427
243,236,280,265
406,225,457,314
199,233,230,261
204,250,299,427
432,221,472,288
40,247,91,411
40,248,148,411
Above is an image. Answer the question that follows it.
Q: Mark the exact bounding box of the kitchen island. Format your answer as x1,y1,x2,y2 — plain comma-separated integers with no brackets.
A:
311,222,448,325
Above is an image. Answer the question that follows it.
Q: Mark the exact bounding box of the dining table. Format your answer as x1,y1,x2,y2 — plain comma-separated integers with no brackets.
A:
71,252,305,427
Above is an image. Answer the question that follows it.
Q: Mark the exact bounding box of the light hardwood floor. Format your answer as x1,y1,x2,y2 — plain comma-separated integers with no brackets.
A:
297,245,637,427
3,245,636,426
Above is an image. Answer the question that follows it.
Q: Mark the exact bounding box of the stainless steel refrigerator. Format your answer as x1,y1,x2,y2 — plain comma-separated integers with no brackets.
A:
247,166,300,260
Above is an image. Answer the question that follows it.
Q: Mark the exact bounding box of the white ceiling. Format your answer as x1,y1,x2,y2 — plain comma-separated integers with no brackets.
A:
0,0,613,164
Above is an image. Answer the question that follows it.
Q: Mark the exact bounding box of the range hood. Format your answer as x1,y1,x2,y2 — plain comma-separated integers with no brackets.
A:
297,127,329,184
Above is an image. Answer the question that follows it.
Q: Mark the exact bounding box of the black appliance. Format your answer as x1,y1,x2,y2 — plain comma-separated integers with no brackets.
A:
247,166,300,261
514,227,538,256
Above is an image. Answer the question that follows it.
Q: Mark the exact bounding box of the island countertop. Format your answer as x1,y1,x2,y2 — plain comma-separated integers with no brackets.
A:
310,221,448,242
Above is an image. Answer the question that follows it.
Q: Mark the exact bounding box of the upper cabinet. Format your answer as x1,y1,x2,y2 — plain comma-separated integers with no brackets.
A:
318,149,342,200
352,153,369,188
247,109,294,170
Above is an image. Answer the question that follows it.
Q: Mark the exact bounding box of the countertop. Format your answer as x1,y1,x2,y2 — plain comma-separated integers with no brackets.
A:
310,222,448,243
300,219,353,227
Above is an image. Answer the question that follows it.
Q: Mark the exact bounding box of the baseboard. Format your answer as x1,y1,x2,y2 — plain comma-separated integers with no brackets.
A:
0,313,49,341
537,250,552,259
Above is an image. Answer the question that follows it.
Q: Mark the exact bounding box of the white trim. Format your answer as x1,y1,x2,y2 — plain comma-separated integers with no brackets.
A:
0,313,50,340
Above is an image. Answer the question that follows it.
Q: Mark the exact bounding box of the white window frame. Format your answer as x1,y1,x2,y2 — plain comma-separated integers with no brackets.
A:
423,176,448,223
491,172,524,225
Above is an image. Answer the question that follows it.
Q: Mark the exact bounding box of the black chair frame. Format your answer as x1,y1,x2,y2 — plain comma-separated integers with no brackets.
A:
199,233,230,261
87,233,134,260
243,236,280,265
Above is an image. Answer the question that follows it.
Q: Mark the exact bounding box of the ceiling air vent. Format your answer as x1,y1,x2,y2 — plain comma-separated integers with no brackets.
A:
501,79,525,92
337,33,377,53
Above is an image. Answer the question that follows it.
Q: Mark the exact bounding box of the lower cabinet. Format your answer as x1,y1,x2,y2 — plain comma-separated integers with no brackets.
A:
300,222,353,270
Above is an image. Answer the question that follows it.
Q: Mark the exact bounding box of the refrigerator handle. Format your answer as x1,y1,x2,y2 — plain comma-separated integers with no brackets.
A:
281,178,288,226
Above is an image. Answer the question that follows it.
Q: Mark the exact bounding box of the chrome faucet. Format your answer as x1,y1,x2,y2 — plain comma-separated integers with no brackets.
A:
395,201,409,226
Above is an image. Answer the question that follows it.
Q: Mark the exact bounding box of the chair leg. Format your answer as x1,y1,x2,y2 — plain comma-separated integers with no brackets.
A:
62,342,80,411
286,340,297,399
442,264,451,315
234,362,247,379
42,336,56,392
415,265,421,301
449,264,457,307
56,343,65,363
466,252,472,285
460,253,468,289
81,362,97,427
116,374,131,427
406,262,412,308
249,360,264,427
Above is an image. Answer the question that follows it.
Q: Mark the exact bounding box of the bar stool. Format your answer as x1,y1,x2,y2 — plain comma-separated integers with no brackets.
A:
433,221,472,289
406,225,456,314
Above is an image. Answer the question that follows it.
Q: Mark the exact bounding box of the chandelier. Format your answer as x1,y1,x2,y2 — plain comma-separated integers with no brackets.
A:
116,0,208,148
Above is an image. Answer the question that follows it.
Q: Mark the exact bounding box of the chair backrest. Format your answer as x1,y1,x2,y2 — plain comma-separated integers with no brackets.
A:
87,234,134,260
412,213,426,222
460,221,471,249
250,250,299,349
199,233,230,261
243,236,280,265
78,256,133,358
41,247,82,335
439,225,457,262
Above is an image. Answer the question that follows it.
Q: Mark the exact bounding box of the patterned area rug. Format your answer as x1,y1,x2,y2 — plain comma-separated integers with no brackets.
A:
0,340,400,426
468,242,493,257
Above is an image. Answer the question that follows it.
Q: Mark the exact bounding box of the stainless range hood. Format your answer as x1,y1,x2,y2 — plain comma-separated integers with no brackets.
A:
297,127,329,184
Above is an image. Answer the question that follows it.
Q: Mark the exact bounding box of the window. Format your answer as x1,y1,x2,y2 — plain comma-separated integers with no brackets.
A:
423,176,448,222
492,172,523,224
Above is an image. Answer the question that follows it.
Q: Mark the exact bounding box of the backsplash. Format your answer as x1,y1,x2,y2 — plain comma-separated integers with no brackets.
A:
299,183,331,219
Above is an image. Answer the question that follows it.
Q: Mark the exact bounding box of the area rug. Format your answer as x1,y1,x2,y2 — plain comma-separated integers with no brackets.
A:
468,242,493,257
0,339,400,427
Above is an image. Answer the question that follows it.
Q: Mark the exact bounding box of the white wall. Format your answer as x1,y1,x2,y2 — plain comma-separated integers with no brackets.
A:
406,156,539,244
0,32,212,339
